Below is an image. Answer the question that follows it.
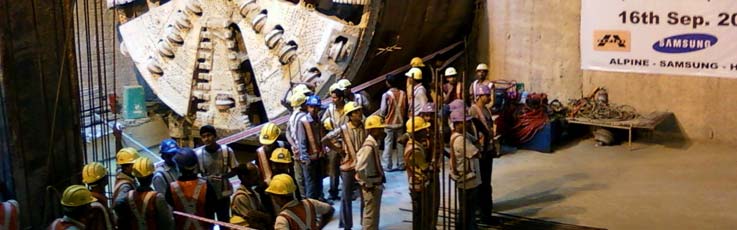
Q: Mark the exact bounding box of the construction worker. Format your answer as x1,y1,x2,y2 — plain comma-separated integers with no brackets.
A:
257,123,290,185
337,79,370,115
417,103,442,228
468,84,496,225
81,162,116,229
268,174,334,230
115,157,174,230
410,57,425,68
113,147,140,208
297,95,328,201
82,162,110,206
442,67,463,104
321,85,348,201
281,83,314,112
470,63,494,100
166,148,217,230
449,111,482,230
404,116,432,230
49,185,98,229
406,67,428,116
153,138,180,195
231,163,273,230
355,115,387,230
286,93,308,200
196,125,239,223
322,102,364,229
0,183,19,230
376,74,407,172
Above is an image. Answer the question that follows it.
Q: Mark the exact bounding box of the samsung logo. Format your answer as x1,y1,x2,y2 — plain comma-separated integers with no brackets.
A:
653,33,717,53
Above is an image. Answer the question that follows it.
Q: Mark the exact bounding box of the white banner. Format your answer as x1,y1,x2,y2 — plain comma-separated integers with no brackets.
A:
581,0,737,78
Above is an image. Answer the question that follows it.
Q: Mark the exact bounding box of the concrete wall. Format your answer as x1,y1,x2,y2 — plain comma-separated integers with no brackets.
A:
475,0,737,143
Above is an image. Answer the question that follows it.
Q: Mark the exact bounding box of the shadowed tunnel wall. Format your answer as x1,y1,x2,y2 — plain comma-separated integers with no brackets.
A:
1,0,84,228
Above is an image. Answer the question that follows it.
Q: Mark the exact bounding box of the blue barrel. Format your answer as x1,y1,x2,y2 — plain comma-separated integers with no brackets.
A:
123,85,147,119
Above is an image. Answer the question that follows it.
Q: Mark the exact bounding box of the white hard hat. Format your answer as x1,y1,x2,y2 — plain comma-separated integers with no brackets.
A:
405,67,423,80
444,67,457,77
476,63,489,71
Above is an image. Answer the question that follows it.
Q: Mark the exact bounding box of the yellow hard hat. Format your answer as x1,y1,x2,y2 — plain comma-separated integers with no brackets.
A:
406,116,431,133
290,93,307,107
405,67,422,80
364,115,386,129
323,119,334,131
82,162,108,184
116,147,140,165
265,174,296,195
337,79,352,89
444,67,458,77
132,157,155,178
259,122,281,145
230,215,246,225
410,57,425,67
270,148,292,164
343,101,362,115
61,185,97,207
476,63,489,71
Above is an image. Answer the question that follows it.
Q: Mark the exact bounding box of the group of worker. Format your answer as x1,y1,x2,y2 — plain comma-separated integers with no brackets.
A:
42,57,497,230
272,57,498,230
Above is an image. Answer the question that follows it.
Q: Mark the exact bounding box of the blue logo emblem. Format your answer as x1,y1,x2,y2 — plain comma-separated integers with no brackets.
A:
653,33,717,53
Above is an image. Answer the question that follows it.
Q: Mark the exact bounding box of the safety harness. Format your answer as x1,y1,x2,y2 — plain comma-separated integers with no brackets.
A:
126,191,157,230
171,180,205,230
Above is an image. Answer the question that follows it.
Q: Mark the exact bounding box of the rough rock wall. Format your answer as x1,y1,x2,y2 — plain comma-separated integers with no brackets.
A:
476,0,737,143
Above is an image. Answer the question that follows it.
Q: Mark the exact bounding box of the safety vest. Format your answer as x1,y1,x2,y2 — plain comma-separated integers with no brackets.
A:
49,217,84,230
256,141,285,184
383,89,406,127
338,123,365,171
154,168,176,191
90,191,109,208
89,200,114,230
404,140,428,192
300,116,323,160
449,133,481,189
118,190,158,230
170,179,208,230
357,141,385,187
0,200,18,230
112,174,135,206
230,187,263,218
278,200,318,230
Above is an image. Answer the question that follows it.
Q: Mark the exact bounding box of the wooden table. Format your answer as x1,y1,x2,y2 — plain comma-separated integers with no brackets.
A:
567,112,671,150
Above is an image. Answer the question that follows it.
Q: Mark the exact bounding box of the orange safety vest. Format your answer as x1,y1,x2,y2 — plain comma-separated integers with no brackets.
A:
112,177,135,205
256,147,274,184
339,124,364,171
384,89,406,126
88,200,114,230
118,190,159,230
49,217,84,230
170,179,209,230
1,200,18,230
403,141,428,192
90,191,109,208
301,118,323,160
279,200,318,230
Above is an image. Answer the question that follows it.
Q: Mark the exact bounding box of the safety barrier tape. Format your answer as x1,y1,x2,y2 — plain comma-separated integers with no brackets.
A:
172,211,256,230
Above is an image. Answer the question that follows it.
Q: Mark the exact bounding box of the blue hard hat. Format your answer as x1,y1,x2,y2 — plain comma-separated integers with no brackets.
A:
159,138,180,155
174,148,198,170
305,95,321,107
